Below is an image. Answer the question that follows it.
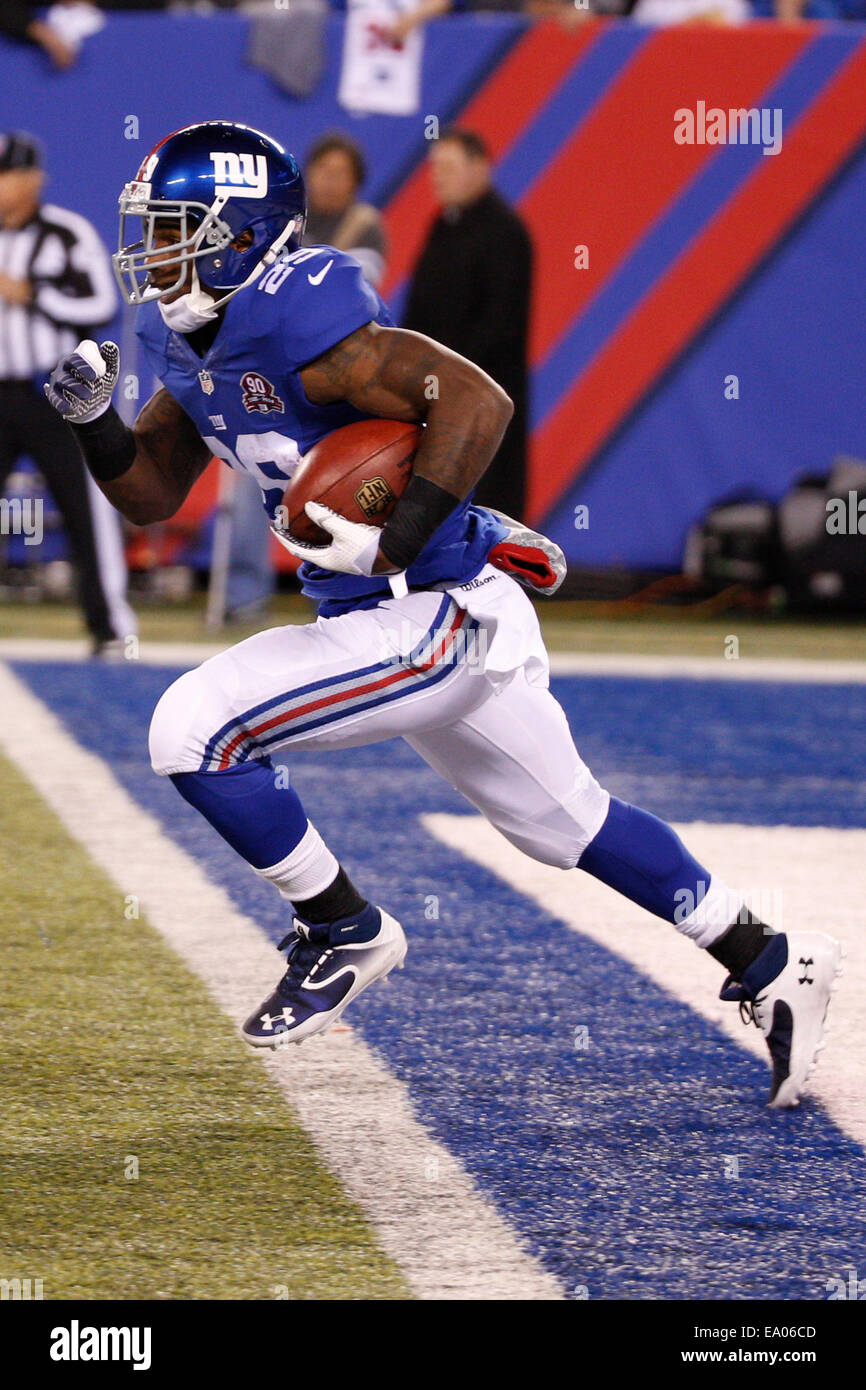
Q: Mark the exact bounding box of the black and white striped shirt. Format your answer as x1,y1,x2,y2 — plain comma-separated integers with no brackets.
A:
0,201,116,380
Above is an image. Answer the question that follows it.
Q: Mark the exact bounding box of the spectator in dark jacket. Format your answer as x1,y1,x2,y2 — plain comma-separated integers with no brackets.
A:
404,127,532,520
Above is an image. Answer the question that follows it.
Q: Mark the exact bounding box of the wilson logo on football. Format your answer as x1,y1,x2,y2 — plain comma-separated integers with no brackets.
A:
209,151,268,200
240,372,284,415
354,476,395,520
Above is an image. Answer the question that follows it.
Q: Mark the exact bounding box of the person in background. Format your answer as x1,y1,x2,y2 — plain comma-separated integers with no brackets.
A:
378,0,601,45
223,132,387,624
377,0,452,46
303,133,387,288
404,126,531,521
1,1,175,74
0,131,136,655
0,0,77,66
628,0,750,22
763,0,865,17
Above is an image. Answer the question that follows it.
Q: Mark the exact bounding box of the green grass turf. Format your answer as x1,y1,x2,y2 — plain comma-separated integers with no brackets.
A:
0,750,410,1300
539,607,866,661
2,592,866,660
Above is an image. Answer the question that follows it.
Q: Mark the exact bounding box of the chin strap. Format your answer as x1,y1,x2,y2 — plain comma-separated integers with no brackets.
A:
195,213,306,314
158,266,219,332
155,212,305,321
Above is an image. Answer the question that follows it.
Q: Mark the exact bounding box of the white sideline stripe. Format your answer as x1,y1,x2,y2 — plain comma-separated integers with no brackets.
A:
0,662,561,1302
0,638,226,667
547,652,866,683
424,814,866,1148
1,637,866,684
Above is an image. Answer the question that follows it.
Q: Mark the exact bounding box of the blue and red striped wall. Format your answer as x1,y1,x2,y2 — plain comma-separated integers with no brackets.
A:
3,14,865,571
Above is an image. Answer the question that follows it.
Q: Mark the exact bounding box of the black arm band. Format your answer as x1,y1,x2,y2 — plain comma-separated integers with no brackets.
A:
379,474,461,571
69,406,137,483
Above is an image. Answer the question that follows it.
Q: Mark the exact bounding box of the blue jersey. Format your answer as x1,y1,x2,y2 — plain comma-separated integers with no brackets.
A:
135,245,506,615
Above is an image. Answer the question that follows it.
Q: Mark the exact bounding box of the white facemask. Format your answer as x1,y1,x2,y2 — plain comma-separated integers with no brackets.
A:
158,266,219,334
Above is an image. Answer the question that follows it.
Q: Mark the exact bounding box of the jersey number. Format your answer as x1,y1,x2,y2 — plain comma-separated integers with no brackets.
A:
259,248,324,296
203,431,302,491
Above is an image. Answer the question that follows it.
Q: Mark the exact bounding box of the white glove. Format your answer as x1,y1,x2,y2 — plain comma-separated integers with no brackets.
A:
44,339,120,423
272,501,389,577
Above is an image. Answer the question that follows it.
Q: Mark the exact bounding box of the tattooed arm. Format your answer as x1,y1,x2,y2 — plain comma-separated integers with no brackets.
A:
93,388,211,526
299,322,513,502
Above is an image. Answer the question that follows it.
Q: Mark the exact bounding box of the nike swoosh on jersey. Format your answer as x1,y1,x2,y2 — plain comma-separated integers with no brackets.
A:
307,259,334,286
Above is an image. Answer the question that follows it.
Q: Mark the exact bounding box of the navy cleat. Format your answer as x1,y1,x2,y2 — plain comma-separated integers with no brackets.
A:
242,904,407,1049
720,930,843,1108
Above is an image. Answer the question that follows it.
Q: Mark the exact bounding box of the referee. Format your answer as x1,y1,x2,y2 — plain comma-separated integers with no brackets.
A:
0,131,136,654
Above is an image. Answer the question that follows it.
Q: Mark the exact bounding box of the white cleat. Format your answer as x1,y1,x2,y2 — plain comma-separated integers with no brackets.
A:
720,930,843,1108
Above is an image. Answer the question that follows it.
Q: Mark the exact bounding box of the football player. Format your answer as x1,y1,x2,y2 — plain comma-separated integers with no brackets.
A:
47,123,839,1107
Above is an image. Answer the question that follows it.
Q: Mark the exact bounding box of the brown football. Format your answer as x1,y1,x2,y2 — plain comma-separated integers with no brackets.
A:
282,418,423,545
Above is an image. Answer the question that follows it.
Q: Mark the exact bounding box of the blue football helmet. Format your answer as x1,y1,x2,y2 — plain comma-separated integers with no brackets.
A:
114,120,306,308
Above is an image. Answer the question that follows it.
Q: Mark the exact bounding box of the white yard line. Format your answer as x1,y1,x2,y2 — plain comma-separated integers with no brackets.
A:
1,636,865,683
0,661,561,1302
425,814,866,1147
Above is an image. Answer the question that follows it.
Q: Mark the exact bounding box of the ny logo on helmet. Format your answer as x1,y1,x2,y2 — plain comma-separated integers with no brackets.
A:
209,151,268,200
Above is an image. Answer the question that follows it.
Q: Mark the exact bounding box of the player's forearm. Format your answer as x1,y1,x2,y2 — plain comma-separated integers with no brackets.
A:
47,352,210,526
119,440,204,524
71,392,209,526
69,418,184,526
412,363,513,500
301,325,513,479
300,322,513,571
90,455,187,527
106,450,210,527
375,366,512,572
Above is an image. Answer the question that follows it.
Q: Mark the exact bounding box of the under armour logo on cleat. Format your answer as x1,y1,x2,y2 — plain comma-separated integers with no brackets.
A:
798,957,815,985
260,1006,295,1031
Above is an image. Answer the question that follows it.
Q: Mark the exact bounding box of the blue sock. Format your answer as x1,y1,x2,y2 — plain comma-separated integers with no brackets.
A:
171,760,308,870
578,797,710,924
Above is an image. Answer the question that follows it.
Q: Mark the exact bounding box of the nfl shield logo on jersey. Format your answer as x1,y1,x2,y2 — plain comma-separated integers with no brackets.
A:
240,371,285,415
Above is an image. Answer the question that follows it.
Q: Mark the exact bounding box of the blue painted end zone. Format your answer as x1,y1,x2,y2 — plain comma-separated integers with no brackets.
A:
12,660,866,1299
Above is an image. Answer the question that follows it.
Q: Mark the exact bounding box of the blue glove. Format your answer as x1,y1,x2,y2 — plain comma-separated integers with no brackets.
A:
45,340,120,423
